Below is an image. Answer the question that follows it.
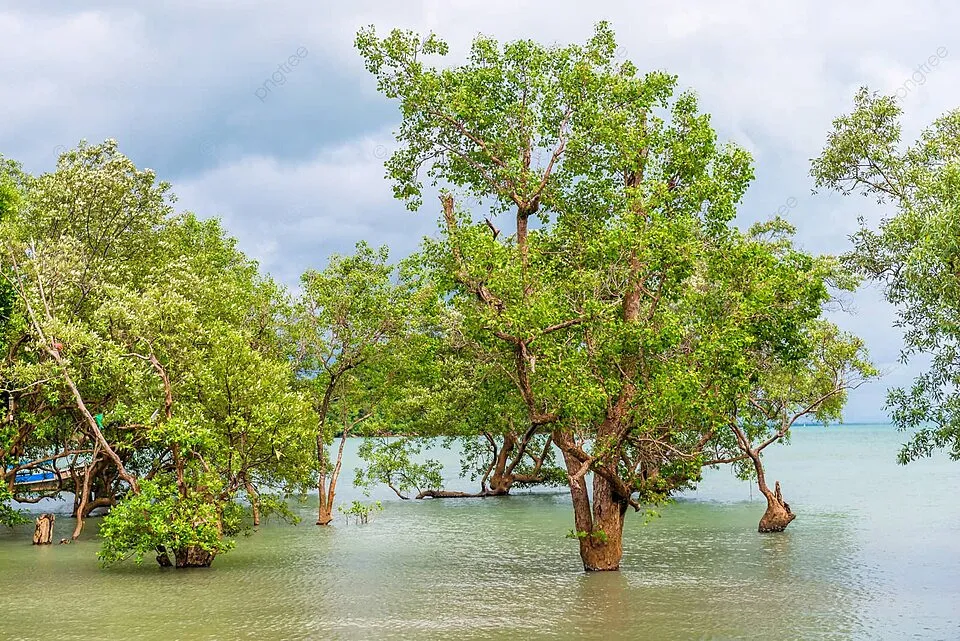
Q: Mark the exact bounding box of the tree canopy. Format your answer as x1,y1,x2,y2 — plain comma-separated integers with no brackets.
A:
1,141,314,565
813,88,960,462
356,22,871,569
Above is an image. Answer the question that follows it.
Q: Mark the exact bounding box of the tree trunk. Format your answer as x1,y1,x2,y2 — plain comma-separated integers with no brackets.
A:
32,514,55,545
758,480,796,533
486,472,513,496
155,545,173,567
580,475,627,571
317,431,347,526
317,432,332,525
731,424,797,533
559,445,627,572
72,455,98,539
173,545,216,568
317,500,333,526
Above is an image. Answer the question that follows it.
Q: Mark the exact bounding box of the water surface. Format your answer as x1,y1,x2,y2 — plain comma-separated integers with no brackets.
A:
1,425,958,640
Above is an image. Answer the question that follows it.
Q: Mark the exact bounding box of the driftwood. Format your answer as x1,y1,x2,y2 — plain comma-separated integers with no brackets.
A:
32,513,55,545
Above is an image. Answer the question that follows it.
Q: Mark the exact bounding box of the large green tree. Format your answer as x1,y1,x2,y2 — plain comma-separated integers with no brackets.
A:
1,141,314,566
357,23,852,570
812,88,960,462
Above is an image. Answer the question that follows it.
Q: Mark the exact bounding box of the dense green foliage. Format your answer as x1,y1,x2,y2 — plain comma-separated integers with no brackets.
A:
0,142,313,562
0,26,904,572
0,157,29,527
813,88,960,462
356,22,872,568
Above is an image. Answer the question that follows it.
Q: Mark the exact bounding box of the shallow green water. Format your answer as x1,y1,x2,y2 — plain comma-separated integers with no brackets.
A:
1,425,958,640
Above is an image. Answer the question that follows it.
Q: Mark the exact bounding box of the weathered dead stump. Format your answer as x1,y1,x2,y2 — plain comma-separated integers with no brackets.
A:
32,514,55,545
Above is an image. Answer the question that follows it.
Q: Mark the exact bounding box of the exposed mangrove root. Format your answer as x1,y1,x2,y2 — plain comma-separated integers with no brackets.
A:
173,545,216,568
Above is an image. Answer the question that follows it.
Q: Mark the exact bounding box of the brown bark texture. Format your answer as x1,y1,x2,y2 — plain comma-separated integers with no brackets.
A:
758,480,796,533
32,514,55,545
155,545,173,567
173,545,216,568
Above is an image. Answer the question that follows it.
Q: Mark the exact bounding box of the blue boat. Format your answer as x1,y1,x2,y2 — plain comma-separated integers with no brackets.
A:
5,465,58,485
15,470,58,483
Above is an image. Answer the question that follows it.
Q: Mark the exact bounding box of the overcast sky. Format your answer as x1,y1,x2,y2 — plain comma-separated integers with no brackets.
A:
2,1,957,422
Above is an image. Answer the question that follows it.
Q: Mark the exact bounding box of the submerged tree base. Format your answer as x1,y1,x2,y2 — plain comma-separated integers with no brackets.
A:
758,482,796,533
173,545,216,568
580,542,623,572
155,545,216,568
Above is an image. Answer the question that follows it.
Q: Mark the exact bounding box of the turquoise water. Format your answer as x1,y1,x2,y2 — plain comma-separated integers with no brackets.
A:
1,425,958,640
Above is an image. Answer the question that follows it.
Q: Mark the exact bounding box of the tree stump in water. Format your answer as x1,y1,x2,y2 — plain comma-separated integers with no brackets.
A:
32,514,55,545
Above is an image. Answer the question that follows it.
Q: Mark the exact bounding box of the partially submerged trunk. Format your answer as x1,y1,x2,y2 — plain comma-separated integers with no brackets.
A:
173,545,216,568
559,443,627,572
579,478,627,572
486,470,514,496
155,545,173,567
72,451,101,539
758,480,795,533
317,430,348,526
734,425,796,533
244,478,261,527
317,500,334,526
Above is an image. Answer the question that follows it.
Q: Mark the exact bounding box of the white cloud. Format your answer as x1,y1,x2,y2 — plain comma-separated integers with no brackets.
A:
173,130,432,284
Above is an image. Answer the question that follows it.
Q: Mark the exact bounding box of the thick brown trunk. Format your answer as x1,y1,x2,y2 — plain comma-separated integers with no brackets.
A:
579,532,625,572
558,440,627,572
581,475,627,571
486,472,513,495
733,424,797,533
486,432,515,495
173,545,216,568
33,514,55,545
317,502,333,526
758,480,796,533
